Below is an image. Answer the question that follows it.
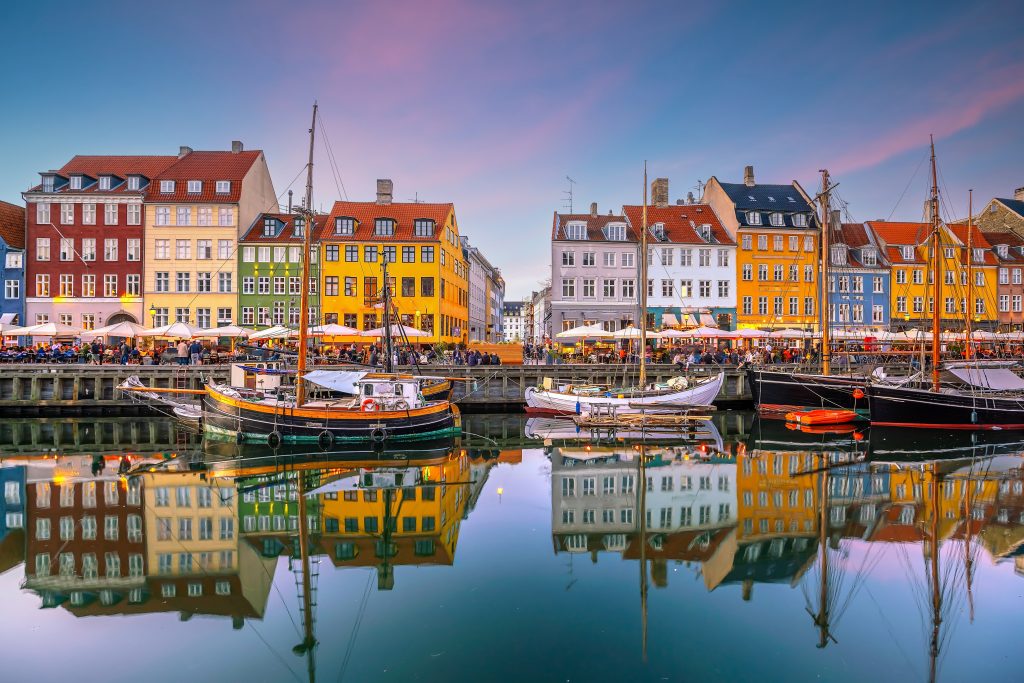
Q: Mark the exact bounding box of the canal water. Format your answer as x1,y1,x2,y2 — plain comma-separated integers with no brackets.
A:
0,412,1022,682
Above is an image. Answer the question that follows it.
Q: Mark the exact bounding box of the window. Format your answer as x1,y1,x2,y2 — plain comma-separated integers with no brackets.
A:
414,219,433,236
421,277,435,296
774,265,784,281
757,264,767,281
59,237,74,261
59,274,73,297
374,218,395,236
216,180,230,194
741,234,752,250
82,203,96,225
872,276,883,293
127,203,141,225
155,272,169,292
196,207,212,226
60,204,74,224
793,213,808,227
564,222,587,239
4,280,19,300
402,246,416,263
364,246,378,262
912,269,923,284
804,297,814,315
175,271,191,293
1013,295,1022,312
36,202,50,224
699,280,711,297
155,239,170,259
582,278,596,297
125,274,140,296
790,264,799,281
324,276,339,296
103,274,117,297
773,235,784,250
160,180,175,193
382,246,396,263
35,274,50,298
562,279,575,297
718,280,729,298
175,239,191,259
747,211,762,225
257,277,270,294
896,296,907,313
176,206,191,226
218,207,232,226
758,296,768,315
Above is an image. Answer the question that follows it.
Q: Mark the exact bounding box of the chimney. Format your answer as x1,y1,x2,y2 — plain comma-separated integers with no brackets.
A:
590,202,597,217
676,199,685,205
287,190,293,213
743,165,755,187
1015,187,1024,201
231,140,244,154
687,191,695,204
923,198,935,223
376,178,393,205
830,209,841,229
651,177,669,208
178,145,192,158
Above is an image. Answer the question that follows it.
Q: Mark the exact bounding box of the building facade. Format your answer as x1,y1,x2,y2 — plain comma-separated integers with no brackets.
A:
550,205,639,333
502,300,525,341
981,231,1024,330
318,180,469,343
623,179,736,329
703,167,820,330
0,200,25,327
143,143,277,329
237,213,319,328
23,155,177,329
827,221,891,331
461,236,504,342
971,189,1024,234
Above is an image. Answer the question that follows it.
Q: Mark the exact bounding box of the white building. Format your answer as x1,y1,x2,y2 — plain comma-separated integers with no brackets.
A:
527,286,551,343
502,300,525,341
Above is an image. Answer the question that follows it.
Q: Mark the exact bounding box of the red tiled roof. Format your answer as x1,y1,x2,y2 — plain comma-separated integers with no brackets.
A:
146,150,263,203
550,212,633,241
319,201,454,242
27,155,179,194
948,224,999,265
866,220,932,246
622,203,734,245
981,230,1024,263
885,245,924,265
0,200,25,249
241,213,320,243
834,223,887,268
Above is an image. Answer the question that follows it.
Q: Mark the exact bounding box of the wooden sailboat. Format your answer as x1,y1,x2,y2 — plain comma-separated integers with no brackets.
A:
867,138,1024,429
203,104,461,445
525,163,724,415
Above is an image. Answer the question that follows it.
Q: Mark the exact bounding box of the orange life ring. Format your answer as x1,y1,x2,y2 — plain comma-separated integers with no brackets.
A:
361,398,378,412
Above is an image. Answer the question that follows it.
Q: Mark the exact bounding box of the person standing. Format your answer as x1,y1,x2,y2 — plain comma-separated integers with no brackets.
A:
176,339,188,365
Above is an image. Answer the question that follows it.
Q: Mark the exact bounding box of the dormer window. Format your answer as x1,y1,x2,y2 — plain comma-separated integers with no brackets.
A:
564,222,587,240
262,217,278,236
901,246,914,260
374,218,395,236
793,213,808,228
160,180,175,194
127,176,141,191
414,219,434,237
293,217,305,238
69,176,82,190
747,211,762,226
334,217,355,235
747,195,756,202
787,196,796,203
767,196,776,202
650,223,666,241
187,180,202,193
944,247,955,259
861,247,877,266
830,245,846,265
215,180,230,194
769,212,784,227
998,245,1009,258
698,224,712,242
42,175,55,192
604,223,626,241
99,176,112,191
973,247,985,263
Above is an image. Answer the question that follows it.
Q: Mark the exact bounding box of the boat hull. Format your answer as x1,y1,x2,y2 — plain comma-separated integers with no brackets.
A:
748,369,867,417
202,386,461,443
524,373,724,415
867,384,1024,430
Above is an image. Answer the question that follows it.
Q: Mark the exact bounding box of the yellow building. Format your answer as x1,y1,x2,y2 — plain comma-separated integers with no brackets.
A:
143,144,277,328
318,180,469,343
868,220,999,330
736,449,820,541
704,169,820,330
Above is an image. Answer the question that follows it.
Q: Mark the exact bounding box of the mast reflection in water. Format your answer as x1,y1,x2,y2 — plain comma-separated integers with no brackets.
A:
1,414,1023,682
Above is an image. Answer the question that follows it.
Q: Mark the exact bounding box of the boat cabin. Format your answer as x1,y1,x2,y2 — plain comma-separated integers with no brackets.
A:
357,378,425,409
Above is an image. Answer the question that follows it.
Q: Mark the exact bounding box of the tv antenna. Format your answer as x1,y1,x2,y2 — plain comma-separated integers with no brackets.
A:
693,179,705,201
408,192,424,203
563,176,576,213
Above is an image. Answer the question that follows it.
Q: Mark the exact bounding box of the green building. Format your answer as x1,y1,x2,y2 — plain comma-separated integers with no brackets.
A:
237,213,320,329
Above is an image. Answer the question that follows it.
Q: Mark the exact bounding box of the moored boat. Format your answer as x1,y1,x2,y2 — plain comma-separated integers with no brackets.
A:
524,371,724,415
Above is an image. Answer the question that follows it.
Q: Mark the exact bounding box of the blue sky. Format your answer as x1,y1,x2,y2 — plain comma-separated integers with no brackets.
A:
2,0,1022,298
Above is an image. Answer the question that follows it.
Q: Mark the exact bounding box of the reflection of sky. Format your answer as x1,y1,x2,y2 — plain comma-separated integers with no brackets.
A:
2,1,1023,298
1,449,1023,682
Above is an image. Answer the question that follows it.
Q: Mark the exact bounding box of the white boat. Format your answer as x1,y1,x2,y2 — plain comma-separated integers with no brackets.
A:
524,371,724,415
525,416,724,450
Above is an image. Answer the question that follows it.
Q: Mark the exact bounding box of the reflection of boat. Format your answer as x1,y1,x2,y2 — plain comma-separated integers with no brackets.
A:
525,416,724,451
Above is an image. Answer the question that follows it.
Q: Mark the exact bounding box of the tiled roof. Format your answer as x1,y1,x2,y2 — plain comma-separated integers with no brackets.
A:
980,230,1024,263
146,150,263,203
622,203,734,246
947,224,999,265
885,246,924,265
319,200,453,242
716,181,813,210
550,212,633,242
241,212,320,243
27,155,178,194
865,220,932,246
0,200,25,249
997,197,1024,218
832,223,888,268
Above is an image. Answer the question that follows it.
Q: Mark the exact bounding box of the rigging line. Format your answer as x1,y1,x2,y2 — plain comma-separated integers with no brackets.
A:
887,152,930,221
245,617,305,683
863,582,921,680
317,116,349,202
336,567,375,682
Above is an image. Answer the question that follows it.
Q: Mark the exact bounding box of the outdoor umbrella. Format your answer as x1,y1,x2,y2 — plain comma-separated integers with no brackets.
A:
7,322,83,337
138,322,202,338
248,325,294,340
555,324,613,339
193,325,256,338
612,325,662,339
81,321,148,338
303,324,361,337
361,324,431,338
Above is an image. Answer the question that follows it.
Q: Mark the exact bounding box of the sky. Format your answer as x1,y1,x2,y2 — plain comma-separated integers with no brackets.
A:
1,0,1022,299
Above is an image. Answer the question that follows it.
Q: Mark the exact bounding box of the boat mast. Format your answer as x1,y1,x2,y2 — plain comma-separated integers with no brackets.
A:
965,190,974,360
929,136,941,392
819,170,832,376
296,102,318,408
638,443,648,661
639,163,649,388
382,259,393,373
928,464,942,683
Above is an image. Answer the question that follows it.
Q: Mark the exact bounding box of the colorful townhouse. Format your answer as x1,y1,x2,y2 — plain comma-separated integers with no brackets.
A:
981,230,1024,330
867,220,999,331
703,166,820,330
143,143,276,329
237,213,320,328
549,204,639,333
827,221,891,331
318,180,469,343
22,155,177,329
461,235,505,342
0,200,26,328
623,178,736,329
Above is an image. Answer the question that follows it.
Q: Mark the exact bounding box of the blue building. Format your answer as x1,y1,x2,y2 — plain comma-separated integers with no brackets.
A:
828,222,890,333
0,200,26,330
0,465,26,574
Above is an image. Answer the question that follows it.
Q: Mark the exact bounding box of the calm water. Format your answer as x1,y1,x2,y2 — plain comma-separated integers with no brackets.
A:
1,413,1022,683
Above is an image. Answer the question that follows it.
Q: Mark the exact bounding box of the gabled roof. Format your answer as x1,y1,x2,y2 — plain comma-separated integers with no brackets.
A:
0,200,25,250
947,224,999,265
27,155,178,194
147,150,263,203
240,213,319,243
550,212,634,242
621,203,734,246
715,181,812,210
980,230,1024,263
996,197,1024,219
863,220,932,246
831,223,888,269
319,201,453,242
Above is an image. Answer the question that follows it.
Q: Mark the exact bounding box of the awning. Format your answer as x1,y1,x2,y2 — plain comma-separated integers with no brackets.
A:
661,313,679,326
0,313,15,324
946,363,1024,390
699,314,717,327
681,314,699,327
304,370,368,394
